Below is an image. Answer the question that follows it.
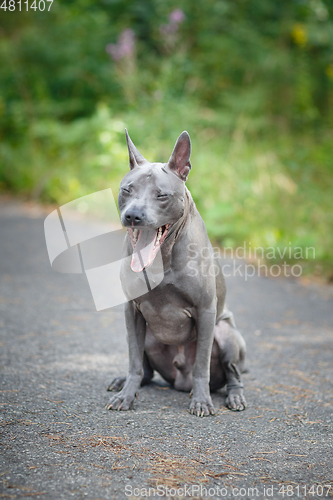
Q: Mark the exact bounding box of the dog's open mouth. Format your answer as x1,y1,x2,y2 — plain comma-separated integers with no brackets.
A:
127,224,170,272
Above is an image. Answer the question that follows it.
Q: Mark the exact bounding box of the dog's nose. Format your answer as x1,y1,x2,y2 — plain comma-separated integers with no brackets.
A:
124,209,144,225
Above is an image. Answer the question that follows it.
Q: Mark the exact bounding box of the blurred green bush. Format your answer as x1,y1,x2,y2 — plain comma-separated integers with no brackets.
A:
0,0,332,275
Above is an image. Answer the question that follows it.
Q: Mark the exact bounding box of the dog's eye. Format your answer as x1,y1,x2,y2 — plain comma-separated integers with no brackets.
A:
157,193,169,199
122,188,131,194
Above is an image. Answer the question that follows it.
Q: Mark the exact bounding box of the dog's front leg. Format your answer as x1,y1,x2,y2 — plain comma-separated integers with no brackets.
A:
106,301,146,411
190,308,216,417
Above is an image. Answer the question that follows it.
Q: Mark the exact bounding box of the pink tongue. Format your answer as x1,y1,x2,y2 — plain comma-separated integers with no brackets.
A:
131,229,157,272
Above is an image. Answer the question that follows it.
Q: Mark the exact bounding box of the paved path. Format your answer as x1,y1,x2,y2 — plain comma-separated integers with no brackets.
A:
0,198,332,499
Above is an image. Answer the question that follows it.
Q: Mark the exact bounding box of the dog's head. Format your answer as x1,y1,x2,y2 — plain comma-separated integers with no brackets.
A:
118,131,191,272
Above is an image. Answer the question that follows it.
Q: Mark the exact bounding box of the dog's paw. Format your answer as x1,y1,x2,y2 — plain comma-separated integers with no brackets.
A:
107,376,126,392
189,377,215,417
226,389,246,411
189,399,215,417
105,391,137,411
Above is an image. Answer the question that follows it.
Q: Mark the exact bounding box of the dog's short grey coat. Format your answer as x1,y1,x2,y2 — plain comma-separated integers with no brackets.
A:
106,131,246,416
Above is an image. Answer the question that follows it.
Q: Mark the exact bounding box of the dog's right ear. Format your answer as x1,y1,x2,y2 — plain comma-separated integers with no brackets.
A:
125,129,147,169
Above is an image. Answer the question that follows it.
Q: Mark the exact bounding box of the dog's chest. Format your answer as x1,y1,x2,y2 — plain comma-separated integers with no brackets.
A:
138,285,195,345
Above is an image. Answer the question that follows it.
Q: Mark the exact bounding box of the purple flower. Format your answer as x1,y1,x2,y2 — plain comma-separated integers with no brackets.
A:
169,8,185,24
159,9,186,41
106,29,135,61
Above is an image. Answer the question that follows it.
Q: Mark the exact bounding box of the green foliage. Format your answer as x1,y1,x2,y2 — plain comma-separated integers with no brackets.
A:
0,104,128,203
0,0,333,275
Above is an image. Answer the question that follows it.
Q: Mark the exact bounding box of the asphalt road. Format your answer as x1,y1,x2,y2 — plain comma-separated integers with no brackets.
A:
0,197,332,500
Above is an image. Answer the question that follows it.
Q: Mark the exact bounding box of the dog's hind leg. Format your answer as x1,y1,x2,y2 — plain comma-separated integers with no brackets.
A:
107,376,126,392
215,308,247,411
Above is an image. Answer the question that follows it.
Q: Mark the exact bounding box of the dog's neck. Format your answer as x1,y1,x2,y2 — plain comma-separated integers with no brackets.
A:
160,186,193,270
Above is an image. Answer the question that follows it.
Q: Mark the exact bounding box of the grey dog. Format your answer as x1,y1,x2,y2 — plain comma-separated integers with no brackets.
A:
106,130,246,416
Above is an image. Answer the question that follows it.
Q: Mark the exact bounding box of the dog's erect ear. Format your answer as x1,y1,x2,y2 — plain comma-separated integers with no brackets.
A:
125,129,147,169
168,131,191,181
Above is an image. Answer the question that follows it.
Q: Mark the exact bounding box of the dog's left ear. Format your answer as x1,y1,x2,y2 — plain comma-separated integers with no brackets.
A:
168,131,191,181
